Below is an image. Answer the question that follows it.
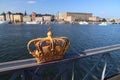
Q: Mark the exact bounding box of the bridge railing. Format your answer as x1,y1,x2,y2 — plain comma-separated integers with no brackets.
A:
0,44,120,80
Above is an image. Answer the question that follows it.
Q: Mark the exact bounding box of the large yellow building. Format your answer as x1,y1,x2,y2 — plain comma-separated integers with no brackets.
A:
35,16,43,22
58,12,92,22
43,15,53,22
23,16,31,22
13,13,23,23
0,14,5,21
89,16,100,22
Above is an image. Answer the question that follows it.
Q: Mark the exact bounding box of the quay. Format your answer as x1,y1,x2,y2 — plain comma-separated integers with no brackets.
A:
1,44,120,80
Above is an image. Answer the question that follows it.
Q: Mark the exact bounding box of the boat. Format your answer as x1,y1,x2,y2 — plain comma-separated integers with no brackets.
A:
99,22,108,26
40,21,44,24
26,21,39,24
79,21,88,25
0,21,9,24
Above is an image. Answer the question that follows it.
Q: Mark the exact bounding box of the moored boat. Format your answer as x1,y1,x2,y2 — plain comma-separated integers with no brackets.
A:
99,22,108,26
26,21,39,24
0,21,9,24
79,21,88,25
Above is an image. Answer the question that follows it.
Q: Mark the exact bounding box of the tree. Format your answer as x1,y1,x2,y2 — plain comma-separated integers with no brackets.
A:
101,18,107,22
110,19,115,23
1,12,5,15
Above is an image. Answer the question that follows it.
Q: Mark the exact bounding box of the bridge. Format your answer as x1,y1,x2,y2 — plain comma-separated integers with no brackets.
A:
1,44,120,80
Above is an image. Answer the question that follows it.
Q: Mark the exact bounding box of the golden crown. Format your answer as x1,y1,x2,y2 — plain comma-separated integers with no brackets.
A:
27,28,70,63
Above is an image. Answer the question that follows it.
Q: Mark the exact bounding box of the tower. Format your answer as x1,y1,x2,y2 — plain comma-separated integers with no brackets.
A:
24,10,27,16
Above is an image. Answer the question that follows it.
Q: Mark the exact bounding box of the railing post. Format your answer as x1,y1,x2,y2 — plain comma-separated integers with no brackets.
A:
108,54,120,72
9,71,22,80
72,61,75,80
101,61,107,80
82,54,104,80
21,71,25,80
24,70,32,80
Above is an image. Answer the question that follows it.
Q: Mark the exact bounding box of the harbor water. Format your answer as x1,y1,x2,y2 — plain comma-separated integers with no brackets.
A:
0,24,120,62
1,24,120,79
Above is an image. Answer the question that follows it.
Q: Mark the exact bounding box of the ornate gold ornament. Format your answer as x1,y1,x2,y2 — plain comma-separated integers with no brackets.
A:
27,28,70,63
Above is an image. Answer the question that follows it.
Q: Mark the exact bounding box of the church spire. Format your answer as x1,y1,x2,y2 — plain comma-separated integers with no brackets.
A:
24,10,27,16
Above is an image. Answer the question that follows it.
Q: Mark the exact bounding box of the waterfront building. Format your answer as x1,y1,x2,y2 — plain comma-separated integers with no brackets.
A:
35,14,43,22
31,13,44,22
31,13,53,23
6,11,12,21
0,15,5,21
23,15,31,22
13,13,23,23
43,14,53,22
58,12,92,22
89,16,100,22
9,14,14,23
31,12,36,21
0,12,6,21
23,10,31,23
35,16,43,22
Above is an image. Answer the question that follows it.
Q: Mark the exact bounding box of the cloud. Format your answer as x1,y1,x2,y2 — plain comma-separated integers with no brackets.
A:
27,0,36,4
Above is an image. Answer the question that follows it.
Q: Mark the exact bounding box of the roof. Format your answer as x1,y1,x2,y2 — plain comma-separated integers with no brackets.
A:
13,13,23,15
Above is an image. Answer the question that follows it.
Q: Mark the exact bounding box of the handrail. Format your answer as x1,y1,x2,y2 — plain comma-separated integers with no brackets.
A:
0,44,120,75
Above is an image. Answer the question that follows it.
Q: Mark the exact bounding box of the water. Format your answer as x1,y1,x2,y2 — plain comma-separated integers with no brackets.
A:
0,24,120,63
1,24,120,79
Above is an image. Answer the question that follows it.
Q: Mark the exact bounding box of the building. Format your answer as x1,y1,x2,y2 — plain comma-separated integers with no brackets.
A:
23,10,31,22
31,12,36,21
6,11,12,21
10,14,14,23
35,14,43,22
13,13,23,23
0,13,6,21
31,13,53,22
23,16,31,22
43,14,53,22
31,13,44,22
35,16,43,22
89,16,100,22
0,15,5,21
58,12,92,22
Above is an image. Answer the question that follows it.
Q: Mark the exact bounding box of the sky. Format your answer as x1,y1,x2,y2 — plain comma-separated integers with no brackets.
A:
0,0,120,18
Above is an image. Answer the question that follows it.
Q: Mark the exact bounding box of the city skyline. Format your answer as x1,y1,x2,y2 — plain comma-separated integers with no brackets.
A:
0,0,120,18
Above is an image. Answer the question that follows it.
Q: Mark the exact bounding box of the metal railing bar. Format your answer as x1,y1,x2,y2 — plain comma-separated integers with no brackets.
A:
105,65,114,77
72,61,75,80
9,71,22,80
21,71,25,80
27,70,40,80
78,63,99,80
1,44,120,75
0,58,35,66
101,60,107,80
84,44,120,52
53,62,73,80
107,54,120,72
82,54,104,80
104,54,115,77
84,47,120,55
53,67,67,80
